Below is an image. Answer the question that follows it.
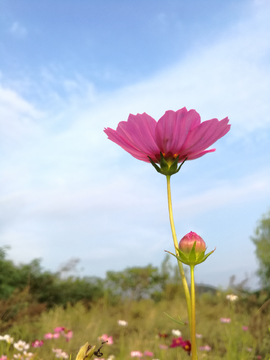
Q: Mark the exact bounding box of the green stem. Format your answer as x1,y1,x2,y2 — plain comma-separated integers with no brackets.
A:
190,265,197,360
166,175,191,328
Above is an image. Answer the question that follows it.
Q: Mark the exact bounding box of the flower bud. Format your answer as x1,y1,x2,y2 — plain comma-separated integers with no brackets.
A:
179,231,206,254
166,231,215,267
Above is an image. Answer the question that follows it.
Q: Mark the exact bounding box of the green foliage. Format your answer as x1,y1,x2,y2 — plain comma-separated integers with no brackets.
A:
0,247,104,309
251,209,270,289
106,264,167,301
1,247,270,359
105,254,180,302
3,293,270,360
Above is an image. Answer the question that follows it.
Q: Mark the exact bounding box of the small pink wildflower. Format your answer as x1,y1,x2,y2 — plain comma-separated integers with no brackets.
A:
159,344,168,349
170,338,191,355
144,351,154,356
220,317,231,323
54,327,65,333
32,339,44,347
99,334,113,345
242,326,248,331
196,334,203,338
44,332,60,339
246,347,252,352
0,356,7,360
130,351,143,357
63,330,73,342
199,345,211,351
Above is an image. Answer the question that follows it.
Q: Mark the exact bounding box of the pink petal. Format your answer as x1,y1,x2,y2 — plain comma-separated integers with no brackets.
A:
54,327,65,333
181,117,230,155
104,127,150,162
117,113,160,155
155,108,201,155
185,148,216,160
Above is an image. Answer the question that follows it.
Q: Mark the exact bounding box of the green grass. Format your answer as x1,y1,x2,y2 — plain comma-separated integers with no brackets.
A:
1,291,270,360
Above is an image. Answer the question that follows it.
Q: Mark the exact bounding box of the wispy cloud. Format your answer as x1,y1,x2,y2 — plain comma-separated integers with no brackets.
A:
9,22,27,38
0,85,43,144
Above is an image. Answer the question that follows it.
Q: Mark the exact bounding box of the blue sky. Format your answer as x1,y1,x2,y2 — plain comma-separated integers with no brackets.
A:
0,0,270,289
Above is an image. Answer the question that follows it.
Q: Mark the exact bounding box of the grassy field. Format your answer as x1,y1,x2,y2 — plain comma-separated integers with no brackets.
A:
0,289,270,360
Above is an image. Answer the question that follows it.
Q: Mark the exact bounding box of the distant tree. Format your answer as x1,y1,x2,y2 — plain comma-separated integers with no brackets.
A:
105,263,170,301
0,247,104,307
251,209,270,289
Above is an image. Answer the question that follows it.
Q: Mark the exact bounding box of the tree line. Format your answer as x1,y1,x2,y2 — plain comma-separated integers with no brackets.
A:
0,207,269,311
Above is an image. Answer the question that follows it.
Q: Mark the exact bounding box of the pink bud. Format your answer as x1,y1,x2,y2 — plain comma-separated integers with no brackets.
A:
179,231,206,254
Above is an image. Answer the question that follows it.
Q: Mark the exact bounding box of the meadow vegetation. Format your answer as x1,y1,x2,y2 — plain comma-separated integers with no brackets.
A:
0,246,270,360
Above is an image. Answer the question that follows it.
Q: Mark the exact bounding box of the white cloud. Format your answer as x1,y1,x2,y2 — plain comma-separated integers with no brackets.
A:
93,0,270,137
9,22,27,38
0,85,43,143
174,170,270,217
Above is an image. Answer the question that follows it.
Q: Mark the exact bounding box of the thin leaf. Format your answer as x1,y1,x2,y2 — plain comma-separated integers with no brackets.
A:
164,312,186,326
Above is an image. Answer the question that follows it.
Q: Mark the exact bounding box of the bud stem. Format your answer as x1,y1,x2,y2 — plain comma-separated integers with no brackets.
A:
166,175,192,329
190,265,197,360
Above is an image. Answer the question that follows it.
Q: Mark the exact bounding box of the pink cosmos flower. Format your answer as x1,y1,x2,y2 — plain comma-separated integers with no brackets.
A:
54,327,65,333
199,345,211,351
104,108,230,173
44,332,60,339
99,334,113,345
170,337,191,355
130,351,143,357
220,317,231,323
144,351,154,356
32,339,44,347
63,330,73,342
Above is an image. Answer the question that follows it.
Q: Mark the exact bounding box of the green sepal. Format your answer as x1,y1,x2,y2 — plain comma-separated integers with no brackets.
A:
201,248,216,262
164,312,186,326
165,246,216,267
189,242,197,262
159,152,170,172
196,250,206,263
148,154,187,176
148,156,162,174
175,248,190,263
